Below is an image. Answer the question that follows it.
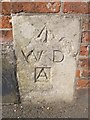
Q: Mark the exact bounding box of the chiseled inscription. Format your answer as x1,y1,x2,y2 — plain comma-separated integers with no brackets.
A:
21,50,43,63
53,50,64,62
35,67,51,82
21,26,65,82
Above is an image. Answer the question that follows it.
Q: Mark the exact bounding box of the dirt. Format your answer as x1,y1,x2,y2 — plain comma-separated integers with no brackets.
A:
2,88,89,118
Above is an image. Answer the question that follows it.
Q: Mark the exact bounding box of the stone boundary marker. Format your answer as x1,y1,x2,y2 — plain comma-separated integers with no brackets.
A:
0,1,90,103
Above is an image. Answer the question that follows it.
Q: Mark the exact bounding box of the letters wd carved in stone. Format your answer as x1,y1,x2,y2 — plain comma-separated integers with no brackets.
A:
12,15,80,102
35,67,51,82
22,49,64,63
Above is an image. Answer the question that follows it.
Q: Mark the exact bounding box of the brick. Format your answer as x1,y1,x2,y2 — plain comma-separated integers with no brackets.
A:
82,22,90,31
76,69,90,78
76,69,80,78
82,16,90,31
89,58,90,70
0,16,12,28
80,45,88,56
77,79,90,88
78,58,88,68
0,2,11,15
0,2,60,14
11,2,60,13
81,70,90,78
63,2,90,14
11,2,23,13
0,30,13,42
82,32,90,43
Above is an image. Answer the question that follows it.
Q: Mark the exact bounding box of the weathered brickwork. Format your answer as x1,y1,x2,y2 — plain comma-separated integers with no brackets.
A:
0,16,12,28
0,30,13,42
63,2,90,14
0,1,89,92
0,2,61,14
76,14,90,89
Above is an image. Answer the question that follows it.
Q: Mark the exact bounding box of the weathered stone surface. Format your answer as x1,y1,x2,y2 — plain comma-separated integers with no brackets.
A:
12,15,80,102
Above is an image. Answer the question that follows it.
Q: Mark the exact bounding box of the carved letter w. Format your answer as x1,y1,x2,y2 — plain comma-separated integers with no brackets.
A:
21,50,43,63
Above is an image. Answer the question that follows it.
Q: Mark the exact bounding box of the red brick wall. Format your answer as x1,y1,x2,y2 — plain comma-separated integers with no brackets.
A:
0,1,90,89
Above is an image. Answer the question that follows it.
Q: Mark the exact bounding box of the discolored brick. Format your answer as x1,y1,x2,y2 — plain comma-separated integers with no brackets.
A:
0,30,13,42
80,45,88,56
63,2,90,14
0,2,11,15
78,58,88,68
77,79,90,88
76,69,80,78
81,70,90,78
11,2,61,13
82,16,90,31
82,31,90,43
0,16,12,28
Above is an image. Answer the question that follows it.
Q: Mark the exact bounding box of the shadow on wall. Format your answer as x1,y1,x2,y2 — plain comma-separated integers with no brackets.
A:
2,43,20,104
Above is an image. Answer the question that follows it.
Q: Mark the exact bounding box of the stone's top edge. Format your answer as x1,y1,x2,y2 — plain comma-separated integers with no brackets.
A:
12,14,80,17
0,0,90,2
12,14,81,22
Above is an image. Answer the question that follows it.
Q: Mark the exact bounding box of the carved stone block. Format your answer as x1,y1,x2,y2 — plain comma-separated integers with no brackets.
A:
12,15,80,102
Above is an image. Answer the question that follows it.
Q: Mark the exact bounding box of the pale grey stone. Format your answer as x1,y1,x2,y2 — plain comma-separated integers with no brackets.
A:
12,15,80,102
